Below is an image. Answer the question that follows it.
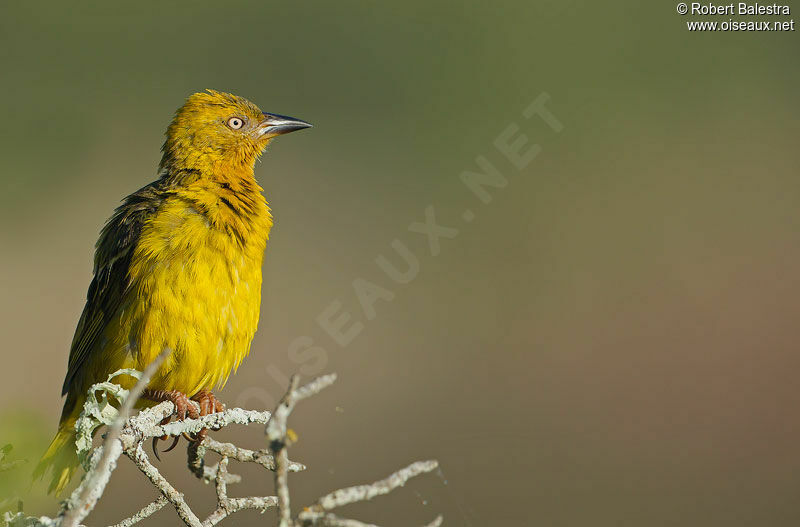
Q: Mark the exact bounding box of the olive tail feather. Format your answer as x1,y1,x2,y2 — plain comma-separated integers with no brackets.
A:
33,417,80,495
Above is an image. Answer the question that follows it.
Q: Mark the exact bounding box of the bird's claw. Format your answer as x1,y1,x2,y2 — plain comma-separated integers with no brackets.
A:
152,415,181,461
143,388,224,459
152,434,180,460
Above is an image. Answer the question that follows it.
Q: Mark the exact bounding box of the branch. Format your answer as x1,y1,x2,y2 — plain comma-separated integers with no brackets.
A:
61,348,172,527
267,374,337,527
107,497,167,527
308,460,439,512
265,374,441,527
188,437,305,484
5,372,441,527
201,456,277,527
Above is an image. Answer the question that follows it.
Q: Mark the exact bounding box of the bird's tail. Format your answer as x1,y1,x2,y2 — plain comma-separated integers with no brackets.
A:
33,414,80,495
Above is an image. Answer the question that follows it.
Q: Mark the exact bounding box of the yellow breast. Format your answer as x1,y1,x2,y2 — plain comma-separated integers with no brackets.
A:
107,183,272,396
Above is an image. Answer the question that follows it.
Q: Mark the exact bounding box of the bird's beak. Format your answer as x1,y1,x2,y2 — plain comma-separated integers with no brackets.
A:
258,112,313,138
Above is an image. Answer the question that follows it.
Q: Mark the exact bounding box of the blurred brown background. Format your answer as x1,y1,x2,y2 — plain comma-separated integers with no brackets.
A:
1,1,799,526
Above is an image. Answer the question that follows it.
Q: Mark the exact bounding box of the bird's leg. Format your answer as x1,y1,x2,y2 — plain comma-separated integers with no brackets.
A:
141,389,200,459
184,389,226,444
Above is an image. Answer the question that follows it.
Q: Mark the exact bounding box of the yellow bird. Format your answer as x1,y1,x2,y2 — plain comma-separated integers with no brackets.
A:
34,90,311,494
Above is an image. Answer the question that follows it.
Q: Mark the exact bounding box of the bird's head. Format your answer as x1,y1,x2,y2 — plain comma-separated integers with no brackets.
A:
159,90,311,174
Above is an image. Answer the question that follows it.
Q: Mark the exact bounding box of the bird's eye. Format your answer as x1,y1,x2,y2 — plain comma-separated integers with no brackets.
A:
227,117,244,130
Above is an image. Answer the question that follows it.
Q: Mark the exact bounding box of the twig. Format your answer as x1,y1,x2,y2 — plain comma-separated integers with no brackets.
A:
107,497,168,527
270,375,300,527
301,514,379,527
423,516,445,527
121,404,274,446
297,513,442,527
267,374,337,527
9,371,441,527
188,437,304,483
60,349,172,527
126,443,201,527
307,460,439,512
201,456,278,527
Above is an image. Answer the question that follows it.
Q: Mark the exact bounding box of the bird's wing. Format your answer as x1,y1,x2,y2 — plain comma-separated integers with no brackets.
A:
61,182,165,395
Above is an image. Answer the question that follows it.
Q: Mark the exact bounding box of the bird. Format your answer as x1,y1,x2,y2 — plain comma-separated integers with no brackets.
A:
33,90,311,494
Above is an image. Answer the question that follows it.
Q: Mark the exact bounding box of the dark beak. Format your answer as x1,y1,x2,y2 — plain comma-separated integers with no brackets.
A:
259,112,312,137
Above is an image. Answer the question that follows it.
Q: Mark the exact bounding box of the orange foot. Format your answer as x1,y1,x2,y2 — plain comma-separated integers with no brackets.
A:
142,389,201,460
187,389,225,444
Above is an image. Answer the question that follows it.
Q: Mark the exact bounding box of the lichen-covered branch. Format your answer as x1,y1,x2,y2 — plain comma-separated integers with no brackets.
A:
107,497,167,527
296,462,442,527
61,348,173,527
307,460,440,512
267,374,338,527
3,371,441,527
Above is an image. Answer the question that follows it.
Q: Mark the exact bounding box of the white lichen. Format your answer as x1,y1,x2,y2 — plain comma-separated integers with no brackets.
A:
9,368,441,527
74,369,142,469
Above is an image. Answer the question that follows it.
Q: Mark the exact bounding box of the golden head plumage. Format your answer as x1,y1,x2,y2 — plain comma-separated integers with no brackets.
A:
34,90,311,494
160,89,311,174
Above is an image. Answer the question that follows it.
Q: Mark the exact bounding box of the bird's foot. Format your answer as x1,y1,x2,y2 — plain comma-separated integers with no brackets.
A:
192,389,225,417
142,388,200,420
184,389,226,444
142,389,200,459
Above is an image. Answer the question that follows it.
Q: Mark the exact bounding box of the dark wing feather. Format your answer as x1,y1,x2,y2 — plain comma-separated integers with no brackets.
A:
61,181,165,395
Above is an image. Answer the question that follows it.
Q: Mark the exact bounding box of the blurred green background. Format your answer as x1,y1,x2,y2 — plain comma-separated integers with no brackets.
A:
1,1,799,525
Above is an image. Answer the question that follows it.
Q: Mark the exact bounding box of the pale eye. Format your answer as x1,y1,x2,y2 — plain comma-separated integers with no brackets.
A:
227,117,244,129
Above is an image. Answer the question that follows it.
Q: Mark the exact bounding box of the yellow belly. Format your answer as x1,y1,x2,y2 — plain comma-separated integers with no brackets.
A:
94,195,269,396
